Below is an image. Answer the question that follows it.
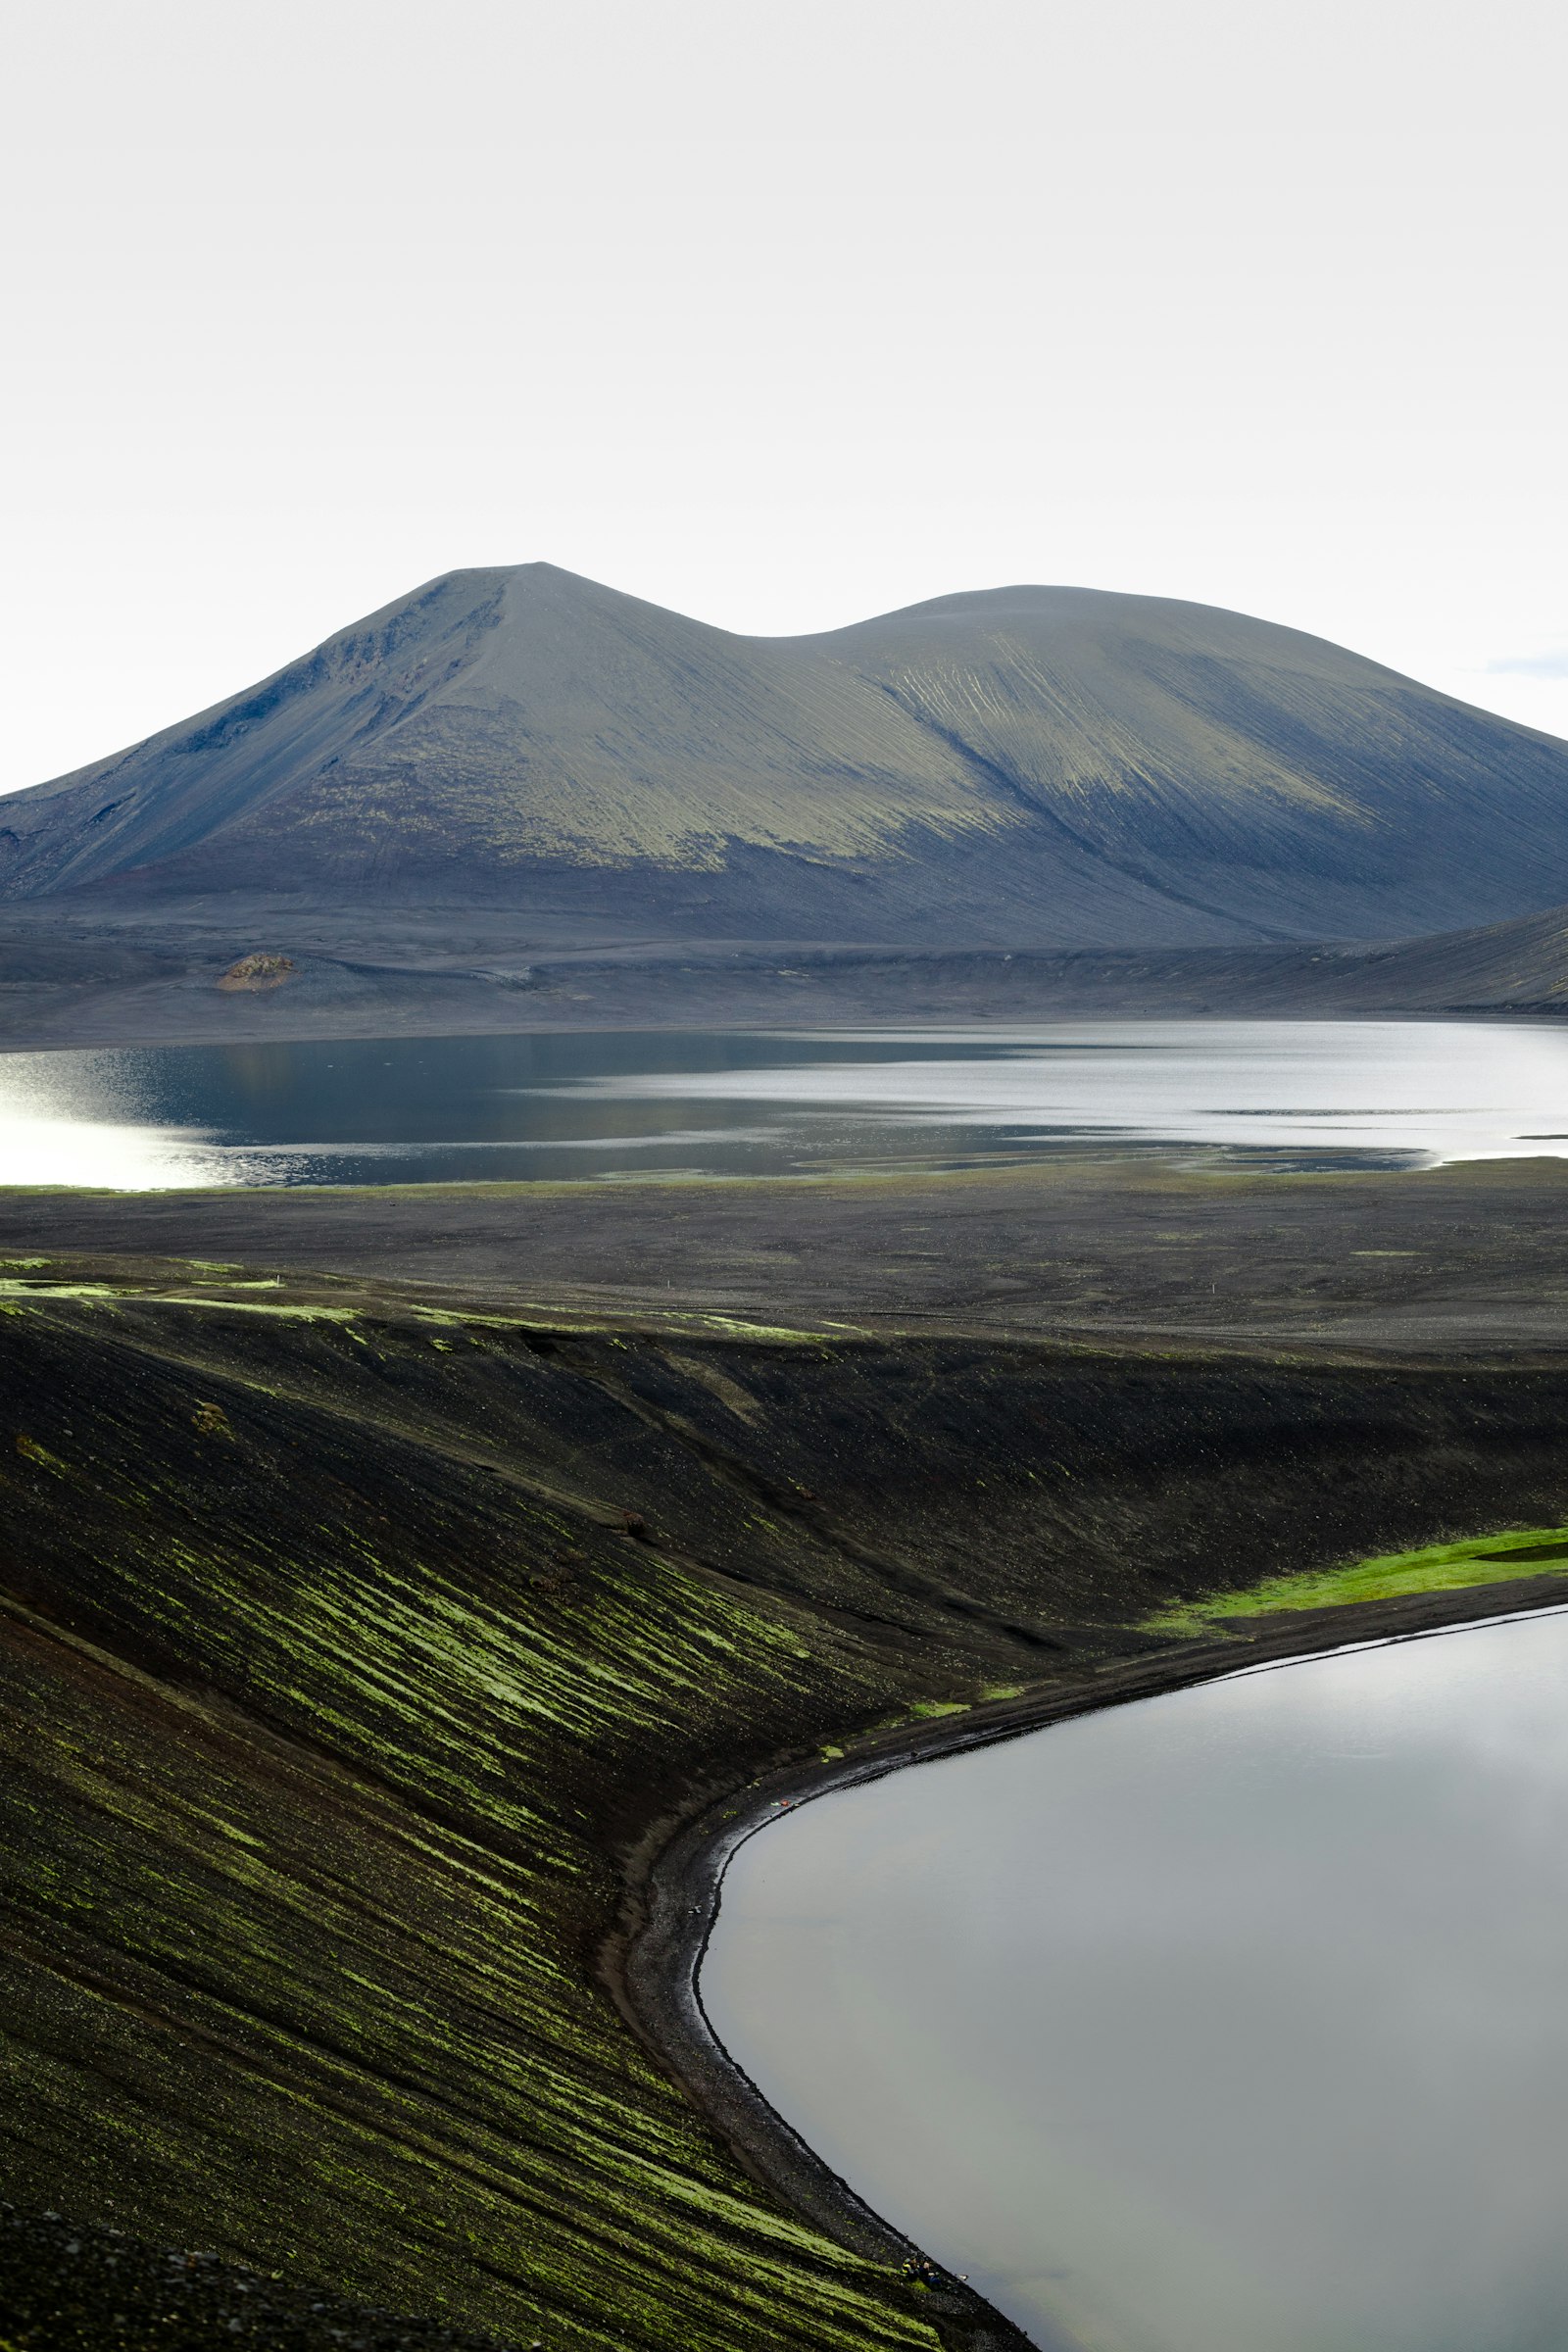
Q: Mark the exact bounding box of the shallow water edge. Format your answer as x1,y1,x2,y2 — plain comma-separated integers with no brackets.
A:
615,1570,1568,2352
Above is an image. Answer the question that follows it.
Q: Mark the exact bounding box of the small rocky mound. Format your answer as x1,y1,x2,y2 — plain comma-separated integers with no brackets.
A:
217,954,296,993
0,2204,533,2352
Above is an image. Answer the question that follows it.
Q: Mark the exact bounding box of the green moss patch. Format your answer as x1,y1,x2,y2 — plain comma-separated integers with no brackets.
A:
1146,1526,1568,1637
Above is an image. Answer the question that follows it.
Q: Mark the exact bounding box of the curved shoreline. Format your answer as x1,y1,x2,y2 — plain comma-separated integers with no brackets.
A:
15,1280,1568,2349
612,1568,1568,2352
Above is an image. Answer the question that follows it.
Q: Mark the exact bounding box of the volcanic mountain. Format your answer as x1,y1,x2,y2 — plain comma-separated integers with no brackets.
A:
5,564,1568,948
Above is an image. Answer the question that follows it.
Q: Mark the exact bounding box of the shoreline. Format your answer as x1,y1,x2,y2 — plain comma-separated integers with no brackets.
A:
6,1152,1568,1366
5,1000,1568,1058
613,1570,1568,2352
12,1270,1568,2345
5,912,1568,1058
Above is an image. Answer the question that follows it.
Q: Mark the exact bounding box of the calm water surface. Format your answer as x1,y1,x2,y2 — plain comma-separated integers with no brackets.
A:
701,1610,1568,2352
3,1018,1568,1185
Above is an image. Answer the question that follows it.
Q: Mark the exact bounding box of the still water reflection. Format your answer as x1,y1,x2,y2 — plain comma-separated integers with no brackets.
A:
2,1019,1568,1187
701,1609,1568,2352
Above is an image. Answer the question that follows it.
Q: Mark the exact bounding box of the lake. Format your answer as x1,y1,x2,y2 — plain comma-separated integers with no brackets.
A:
701,1608,1568,2352
3,1017,1568,1187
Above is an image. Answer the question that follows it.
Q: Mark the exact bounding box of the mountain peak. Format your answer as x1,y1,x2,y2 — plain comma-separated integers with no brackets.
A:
2,568,1565,949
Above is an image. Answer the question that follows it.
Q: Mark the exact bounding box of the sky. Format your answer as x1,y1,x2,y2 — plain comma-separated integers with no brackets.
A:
2,0,1566,795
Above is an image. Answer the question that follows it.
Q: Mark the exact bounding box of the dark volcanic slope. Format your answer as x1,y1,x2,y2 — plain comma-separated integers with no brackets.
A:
5,566,1568,947
8,1271,1568,2351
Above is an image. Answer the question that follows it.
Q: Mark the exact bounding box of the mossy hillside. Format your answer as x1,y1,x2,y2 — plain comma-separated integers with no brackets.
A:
7,1287,1568,2347
0,1311,945,2352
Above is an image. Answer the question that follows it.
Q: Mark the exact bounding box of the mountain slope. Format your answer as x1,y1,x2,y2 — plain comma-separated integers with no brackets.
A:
5,564,1568,947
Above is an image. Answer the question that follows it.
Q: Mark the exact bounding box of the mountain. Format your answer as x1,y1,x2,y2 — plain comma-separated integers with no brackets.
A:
5,564,1568,949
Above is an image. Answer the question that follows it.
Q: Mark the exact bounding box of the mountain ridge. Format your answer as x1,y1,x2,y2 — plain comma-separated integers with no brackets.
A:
6,564,1568,949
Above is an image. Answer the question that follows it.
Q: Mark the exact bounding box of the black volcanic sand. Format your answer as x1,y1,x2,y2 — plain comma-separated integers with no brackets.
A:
0,2202,521,2352
5,1226,1568,2349
5,914,1568,1048
5,1152,1568,1356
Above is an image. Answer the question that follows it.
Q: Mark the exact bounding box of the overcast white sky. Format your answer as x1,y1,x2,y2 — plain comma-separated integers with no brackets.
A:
2,0,1566,794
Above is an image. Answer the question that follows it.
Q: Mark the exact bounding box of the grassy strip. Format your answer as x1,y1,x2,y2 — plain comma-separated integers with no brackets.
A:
1146,1527,1568,1637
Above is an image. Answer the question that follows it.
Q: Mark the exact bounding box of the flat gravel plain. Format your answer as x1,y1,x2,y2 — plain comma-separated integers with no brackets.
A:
3,1152,1566,1355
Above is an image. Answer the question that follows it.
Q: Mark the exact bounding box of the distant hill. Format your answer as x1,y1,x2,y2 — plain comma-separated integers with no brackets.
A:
1328,895,1568,1013
5,564,1568,949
